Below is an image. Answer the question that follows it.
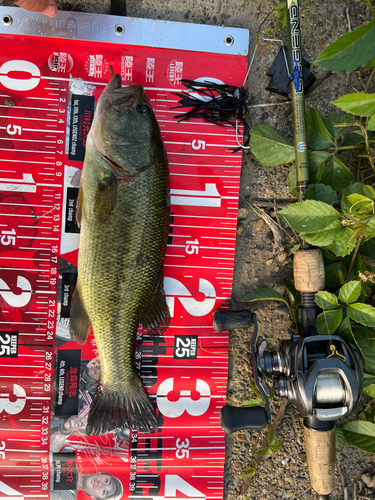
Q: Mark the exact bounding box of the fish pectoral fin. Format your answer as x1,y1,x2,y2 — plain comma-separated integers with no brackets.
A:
94,171,117,223
69,285,92,344
139,276,171,335
76,187,83,228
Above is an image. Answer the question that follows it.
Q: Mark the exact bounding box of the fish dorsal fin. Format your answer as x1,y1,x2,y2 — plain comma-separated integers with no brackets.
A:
94,171,117,223
139,275,171,335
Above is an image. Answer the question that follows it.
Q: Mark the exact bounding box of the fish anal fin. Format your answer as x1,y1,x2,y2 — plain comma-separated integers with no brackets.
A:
69,285,92,345
140,277,171,335
94,171,117,223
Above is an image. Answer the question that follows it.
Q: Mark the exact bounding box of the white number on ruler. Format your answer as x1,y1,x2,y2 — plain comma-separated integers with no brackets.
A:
0,276,32,308
175,438,189,459
185,239,199,255
0,60,40,91
157,377,210,418
0,384,27,415
0,173,36,193
164,277,215,317
191,139,205,150
171,183,221,207
0,334,11,356
1,229,16,246
6,125,22,136
175,337,190,358
165,475,205,498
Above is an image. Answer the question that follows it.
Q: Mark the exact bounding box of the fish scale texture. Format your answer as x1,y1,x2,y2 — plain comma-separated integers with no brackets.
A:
70,78,170,435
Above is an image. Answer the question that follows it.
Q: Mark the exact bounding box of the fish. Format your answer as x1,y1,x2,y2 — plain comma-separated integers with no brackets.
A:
69,74,170,436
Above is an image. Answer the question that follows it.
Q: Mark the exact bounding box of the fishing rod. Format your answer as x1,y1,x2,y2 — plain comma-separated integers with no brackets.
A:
214,1,364,499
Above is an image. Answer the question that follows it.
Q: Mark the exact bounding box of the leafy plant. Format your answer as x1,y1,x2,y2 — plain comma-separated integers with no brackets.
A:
245,0,375,455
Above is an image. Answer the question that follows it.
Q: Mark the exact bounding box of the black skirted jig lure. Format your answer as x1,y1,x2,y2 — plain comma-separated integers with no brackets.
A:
172,79,253,129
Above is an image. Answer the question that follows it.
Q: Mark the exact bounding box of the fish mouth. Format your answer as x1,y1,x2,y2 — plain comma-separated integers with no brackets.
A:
102,74,145,112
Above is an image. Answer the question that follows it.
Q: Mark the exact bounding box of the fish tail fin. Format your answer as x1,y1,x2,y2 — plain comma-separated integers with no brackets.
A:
140,277,171,335
85,377,158,435
69,285,92,344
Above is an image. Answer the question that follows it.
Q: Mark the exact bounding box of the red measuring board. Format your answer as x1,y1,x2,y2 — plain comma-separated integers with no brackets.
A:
0,8,249,500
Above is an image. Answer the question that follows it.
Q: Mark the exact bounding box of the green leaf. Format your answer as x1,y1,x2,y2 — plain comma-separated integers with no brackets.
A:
339,281,362,304
238,468,256,478
364,383,375,398
337,315,352,341
346,194,375,216
353,327,375,374
256,447,272,458
306,109,333,150
341,131,366,148
279,200,341,233
342,183,375,215
308,151,331,183
347,303,375,327
268,430,276,445
275,1,287,30
238,287,289,305
325,261,347,288
304,184,338,205
241,398,264,407
367,53,375,69
270,441,284,452
336,427,345,451
314,18,375,73
364,373,375,390
264,28,275,35
316,308,343,335
321,248,340,266
343,420,375,453
299,221,342,247
250,124,295,167
282,278,298,307
331,227,357,257
364,409,375,424
360,238,375,261
315,290,340,310
321,113,352,139
320,156,353,192
367,114,375,131
332,93,375,118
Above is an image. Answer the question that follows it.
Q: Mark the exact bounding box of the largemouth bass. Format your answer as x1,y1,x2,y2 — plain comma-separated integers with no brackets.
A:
69,74,170,435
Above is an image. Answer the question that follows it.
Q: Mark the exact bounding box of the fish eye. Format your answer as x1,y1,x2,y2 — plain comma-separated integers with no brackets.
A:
137,104,149,115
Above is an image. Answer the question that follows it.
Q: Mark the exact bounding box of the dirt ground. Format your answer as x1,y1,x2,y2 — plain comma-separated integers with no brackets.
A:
2,0,375,497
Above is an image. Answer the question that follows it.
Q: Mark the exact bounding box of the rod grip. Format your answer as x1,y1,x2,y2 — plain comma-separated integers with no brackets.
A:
293,249,325,293
220,405,268,434
212,310,253,332
303,424,335,496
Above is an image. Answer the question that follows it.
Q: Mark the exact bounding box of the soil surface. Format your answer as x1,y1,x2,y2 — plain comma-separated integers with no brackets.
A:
2,0,375,498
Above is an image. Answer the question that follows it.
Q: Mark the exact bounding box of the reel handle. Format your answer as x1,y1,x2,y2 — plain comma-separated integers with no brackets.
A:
220,404,268,434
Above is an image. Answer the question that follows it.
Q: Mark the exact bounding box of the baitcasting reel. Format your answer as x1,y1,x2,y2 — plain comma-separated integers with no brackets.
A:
213,307,364,499
214,310,363,431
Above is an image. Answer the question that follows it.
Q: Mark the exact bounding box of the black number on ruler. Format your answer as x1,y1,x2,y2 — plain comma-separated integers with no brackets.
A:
0,332,18,358
138,437,163,471
168,212,174,245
